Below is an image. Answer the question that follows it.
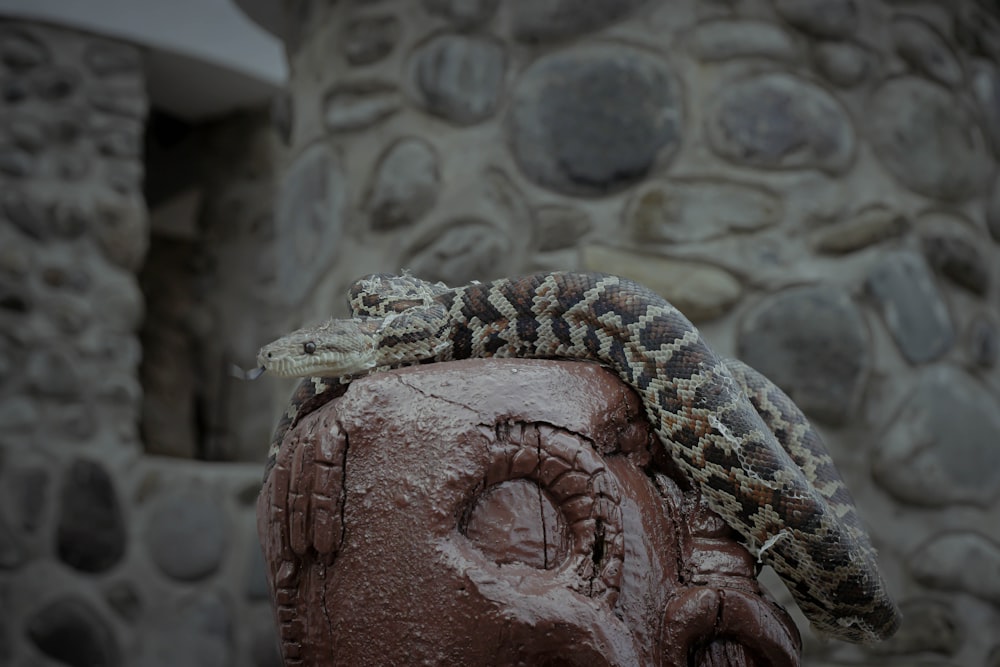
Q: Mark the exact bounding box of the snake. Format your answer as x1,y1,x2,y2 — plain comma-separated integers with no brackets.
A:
256,271,901,645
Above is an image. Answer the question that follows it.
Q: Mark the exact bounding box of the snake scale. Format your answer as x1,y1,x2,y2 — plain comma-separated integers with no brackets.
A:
257,271,901,644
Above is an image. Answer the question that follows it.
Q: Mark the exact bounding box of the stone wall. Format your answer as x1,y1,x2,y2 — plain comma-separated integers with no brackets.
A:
267,1,1000,665
0,22,282,667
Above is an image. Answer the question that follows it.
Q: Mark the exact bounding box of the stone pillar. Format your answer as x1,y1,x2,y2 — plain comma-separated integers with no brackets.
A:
0,19,147,666
265,1,1000,664
0,21,282,667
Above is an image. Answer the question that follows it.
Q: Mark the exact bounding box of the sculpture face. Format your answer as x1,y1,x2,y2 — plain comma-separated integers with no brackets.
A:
258,359,801,666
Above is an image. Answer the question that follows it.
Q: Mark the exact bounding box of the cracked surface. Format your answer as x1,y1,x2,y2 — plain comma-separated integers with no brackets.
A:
257,359,801,665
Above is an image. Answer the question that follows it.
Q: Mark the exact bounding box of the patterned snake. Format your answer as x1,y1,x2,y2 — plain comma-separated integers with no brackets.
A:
256,272,901,644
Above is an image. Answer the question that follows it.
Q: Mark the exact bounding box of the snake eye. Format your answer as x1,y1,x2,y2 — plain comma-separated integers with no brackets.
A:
303,341,316,354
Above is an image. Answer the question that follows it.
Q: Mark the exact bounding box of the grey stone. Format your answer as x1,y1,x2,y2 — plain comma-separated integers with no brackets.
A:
423,0,499,27
40,261,91,292
866,250,953,363
144,491,228,581
106,161,144,194
2,188,47,240
973,60,1000,157
26,597,120,667
736,285,869,425
26,350,81,398
1,77,28,103
274,143,345,306
813,206,908,254
868,77,990,201
509,45,681,195
52,400,98,441
30,65,80,100
0,288,28,315
989,173,1000,243
813,41,871,87
48,199,90,239
582,245,742,323
84,42,141,77
0,146,35,177
774,0,858,38
870,598,961,656
0,515,22,569
688,20,798,62
921,232,989,295
0,397,38,432
8,116,46,151
535,204,593,251
57,459,126,573
627,178,781,244
96,372,142,412
367,137,440,230
706,72,855,174
93,195,149,271
104,580,142,621
967,313,998,368
10,466,48,532
406,219,511,285
51,113,84,143
0,236,31,277
134,592,233,667
322,81,400,132
893,16,964,87
0,29,48,69
873,365,1000,507
343,15,400,66
412,33,506,125
47,294,91,334
509,0,645,42
92,266,144,333
88,86,146,119
56,157,92,186
908,531,1000,604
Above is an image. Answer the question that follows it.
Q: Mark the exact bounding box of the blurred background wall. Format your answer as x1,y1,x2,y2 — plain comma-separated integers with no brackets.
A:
1,0,999,665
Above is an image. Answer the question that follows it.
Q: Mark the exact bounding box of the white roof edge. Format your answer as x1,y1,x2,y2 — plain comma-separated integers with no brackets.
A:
0,0,288,119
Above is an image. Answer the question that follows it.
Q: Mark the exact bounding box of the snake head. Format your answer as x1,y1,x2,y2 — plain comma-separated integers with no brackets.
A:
257,317,381,378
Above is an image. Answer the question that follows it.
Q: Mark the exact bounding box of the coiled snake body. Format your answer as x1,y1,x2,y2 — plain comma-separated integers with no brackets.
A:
258,272,901,644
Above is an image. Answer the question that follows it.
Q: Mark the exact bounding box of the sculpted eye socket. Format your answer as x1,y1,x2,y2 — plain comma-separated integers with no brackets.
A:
303,341,316,354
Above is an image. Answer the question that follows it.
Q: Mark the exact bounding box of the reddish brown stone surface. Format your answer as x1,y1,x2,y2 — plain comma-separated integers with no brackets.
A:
257,359,801,666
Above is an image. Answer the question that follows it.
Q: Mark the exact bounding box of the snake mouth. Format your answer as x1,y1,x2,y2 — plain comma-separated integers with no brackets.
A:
230,365,267,381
